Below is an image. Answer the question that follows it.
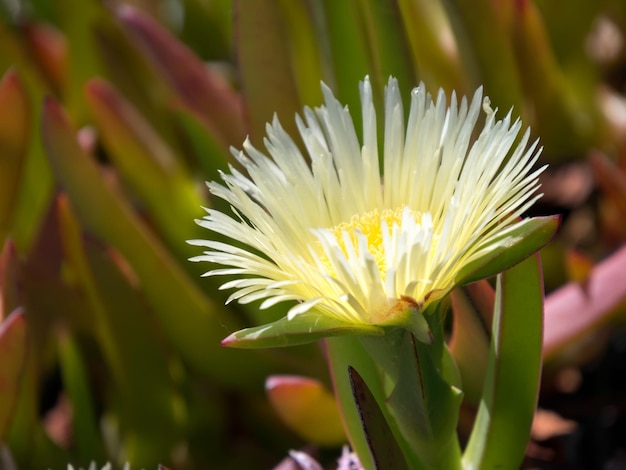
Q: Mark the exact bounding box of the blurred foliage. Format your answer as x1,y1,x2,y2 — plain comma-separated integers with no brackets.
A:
0,0,625,468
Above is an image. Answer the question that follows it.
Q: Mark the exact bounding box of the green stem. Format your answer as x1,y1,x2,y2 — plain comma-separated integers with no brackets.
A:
325,306,463,470
325,335,380,470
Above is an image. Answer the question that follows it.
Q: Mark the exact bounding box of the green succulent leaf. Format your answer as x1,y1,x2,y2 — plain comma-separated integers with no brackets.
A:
58,197,179,465
57,333,106,464
456,215,559,286
354,0,416,104
92,13,172,127
222,311,384,349
51,0,105,121
327,319,463,470
272,0,325,108
349,366,410,470
387,332,463,470
0,64,53,255
442,0,524,112
325,336,381,470
398,0,467,94
84,78,207,260
511,0,599,163
5,350,67,469
233,0,309,144
117,5,245,149
323,0,371,131
41,97,273,385
462,253,543,469
169,105,231,183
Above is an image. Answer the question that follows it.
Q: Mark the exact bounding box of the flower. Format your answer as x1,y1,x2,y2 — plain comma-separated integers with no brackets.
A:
189,77,544,328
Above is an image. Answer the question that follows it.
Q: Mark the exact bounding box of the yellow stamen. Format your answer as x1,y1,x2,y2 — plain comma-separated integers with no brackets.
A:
324,207,421,276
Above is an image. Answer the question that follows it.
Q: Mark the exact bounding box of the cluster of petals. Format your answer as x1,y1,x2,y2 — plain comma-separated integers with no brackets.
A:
189,76,544,326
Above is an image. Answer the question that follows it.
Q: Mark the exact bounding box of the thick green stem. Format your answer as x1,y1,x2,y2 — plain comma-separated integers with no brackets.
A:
325,336,381,470
325,306,463,470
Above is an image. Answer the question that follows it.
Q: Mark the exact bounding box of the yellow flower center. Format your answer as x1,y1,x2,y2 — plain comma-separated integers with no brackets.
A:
324,207,421,276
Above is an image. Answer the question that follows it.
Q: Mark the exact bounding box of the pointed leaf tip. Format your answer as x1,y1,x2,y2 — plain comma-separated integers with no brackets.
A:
220,332,237,347
265,374,345,445
1,68,19,89
0,308,24,335
84,77,113,100
116,3,141,23
42,95,68,128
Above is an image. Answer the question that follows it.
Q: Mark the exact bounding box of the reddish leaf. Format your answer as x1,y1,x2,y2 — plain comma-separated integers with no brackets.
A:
544,245,626,360
0,309,26,441
564,249,594,284
0,69,29,239
0,240,20,322
266,375,345,446
117,5,245,149
22,22,67,94
41,97,270,385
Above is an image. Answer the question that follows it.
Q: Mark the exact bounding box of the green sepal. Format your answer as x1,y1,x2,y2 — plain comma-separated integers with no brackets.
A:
222,311,384,349
404,309,434,344
456,215,559,286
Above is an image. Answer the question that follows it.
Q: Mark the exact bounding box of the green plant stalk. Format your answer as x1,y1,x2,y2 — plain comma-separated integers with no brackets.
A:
326,310,463,470
325,335,380,470
462,253,544,469
383,306,463,470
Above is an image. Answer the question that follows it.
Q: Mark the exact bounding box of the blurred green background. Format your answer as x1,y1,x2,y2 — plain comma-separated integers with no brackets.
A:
1,0,626,468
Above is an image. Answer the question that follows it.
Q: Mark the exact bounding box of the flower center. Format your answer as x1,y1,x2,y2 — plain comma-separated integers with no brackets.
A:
325,207,421,275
